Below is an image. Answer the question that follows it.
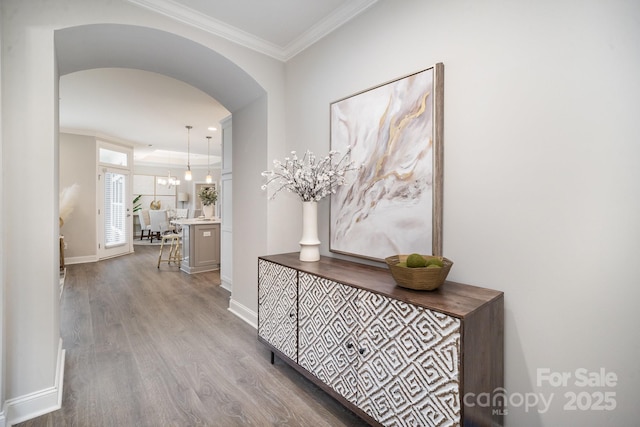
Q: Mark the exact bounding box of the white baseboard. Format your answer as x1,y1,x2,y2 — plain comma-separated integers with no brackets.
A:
3,340,65,427
65,255,97,265
228,298,257,329
220,278,232,292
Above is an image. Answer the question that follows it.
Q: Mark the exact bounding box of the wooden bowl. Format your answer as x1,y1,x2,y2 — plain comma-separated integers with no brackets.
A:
385,254,453,291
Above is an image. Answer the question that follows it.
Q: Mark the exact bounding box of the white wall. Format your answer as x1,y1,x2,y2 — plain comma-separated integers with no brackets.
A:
0,2,5,420
60,133,97,259
284,0,640,425
230,95,268,324
2,15,62,407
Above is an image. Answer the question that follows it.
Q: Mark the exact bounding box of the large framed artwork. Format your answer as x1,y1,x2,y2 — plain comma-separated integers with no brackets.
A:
330,63,444,261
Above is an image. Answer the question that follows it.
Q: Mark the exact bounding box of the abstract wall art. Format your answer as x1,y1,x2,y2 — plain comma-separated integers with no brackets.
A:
330,63,444,261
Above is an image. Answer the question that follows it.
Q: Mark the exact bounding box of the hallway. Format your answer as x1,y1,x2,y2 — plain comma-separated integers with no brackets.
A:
18,246,366,426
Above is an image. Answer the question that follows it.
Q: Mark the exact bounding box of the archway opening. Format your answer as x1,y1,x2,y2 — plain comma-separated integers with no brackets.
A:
54,23,267,292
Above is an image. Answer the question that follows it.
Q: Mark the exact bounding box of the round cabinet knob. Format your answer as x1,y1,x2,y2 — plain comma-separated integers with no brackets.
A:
346,342,353,349
359,348,365,355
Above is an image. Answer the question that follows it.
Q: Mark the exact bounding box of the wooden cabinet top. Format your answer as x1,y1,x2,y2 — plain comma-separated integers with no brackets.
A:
260,253,503,319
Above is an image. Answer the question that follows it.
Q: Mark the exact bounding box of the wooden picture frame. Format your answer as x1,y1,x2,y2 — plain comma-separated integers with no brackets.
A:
329,63,444,261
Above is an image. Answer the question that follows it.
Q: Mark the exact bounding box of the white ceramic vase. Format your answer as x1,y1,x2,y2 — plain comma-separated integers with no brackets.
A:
299,201,320,262
202,204,215,218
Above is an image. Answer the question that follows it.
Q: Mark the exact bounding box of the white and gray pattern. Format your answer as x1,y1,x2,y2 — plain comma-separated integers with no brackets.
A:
257,260,298,361
298,272,461,427
357,291,461,426
298,272,360,402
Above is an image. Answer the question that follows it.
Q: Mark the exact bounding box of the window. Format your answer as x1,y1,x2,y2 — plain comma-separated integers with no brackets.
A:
99,147,128,167
104,171,127,248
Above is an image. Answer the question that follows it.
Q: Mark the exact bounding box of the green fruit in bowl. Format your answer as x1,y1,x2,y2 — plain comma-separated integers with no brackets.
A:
426,264,442,269
396,262,407,268
406,253,427,268
426,258,444,267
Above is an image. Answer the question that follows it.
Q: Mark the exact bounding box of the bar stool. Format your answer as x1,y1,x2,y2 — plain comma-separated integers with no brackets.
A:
157,233,182,268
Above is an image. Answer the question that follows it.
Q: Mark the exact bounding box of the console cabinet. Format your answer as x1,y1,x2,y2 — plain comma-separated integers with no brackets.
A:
258,253,504,427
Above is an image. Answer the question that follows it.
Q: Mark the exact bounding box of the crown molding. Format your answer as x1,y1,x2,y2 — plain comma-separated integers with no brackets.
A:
126,0,378,62
282,0,378,60
127,0,284,59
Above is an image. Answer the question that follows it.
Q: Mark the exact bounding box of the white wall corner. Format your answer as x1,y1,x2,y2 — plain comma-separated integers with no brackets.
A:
4,340,65,427
228,298,257,329
220,276,232,292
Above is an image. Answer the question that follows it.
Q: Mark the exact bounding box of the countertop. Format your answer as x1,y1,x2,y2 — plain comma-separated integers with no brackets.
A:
172,217,221,225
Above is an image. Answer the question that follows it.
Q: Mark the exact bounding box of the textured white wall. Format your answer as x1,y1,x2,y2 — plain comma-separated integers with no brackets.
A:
284,0,640,425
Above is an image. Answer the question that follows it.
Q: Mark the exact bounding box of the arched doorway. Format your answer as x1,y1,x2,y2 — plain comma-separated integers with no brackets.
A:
55,22,267,295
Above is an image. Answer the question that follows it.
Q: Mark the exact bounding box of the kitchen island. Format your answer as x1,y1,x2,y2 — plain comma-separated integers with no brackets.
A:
172,218,221,274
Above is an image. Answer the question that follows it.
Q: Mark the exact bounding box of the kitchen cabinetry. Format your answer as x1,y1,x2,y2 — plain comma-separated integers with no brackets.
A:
174,219,220,274
258,253,504,427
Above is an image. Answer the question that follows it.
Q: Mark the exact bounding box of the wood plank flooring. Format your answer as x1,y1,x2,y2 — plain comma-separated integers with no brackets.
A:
18,245,367,427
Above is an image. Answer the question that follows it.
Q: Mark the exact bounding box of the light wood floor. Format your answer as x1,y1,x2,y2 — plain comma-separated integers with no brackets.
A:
18,245,367,427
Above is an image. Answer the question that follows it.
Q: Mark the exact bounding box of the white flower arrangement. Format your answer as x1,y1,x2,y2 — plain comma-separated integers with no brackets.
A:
198,186,218,206
261,148,358,202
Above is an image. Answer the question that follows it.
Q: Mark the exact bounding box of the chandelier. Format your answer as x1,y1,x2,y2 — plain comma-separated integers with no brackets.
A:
157,170,180,188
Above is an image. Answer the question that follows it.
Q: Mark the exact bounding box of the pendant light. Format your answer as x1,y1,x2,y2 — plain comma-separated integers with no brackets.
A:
184,125,193,181
205,136,213,184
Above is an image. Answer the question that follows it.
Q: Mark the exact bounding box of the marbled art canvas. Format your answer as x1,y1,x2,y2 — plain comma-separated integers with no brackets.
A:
330,64,444,261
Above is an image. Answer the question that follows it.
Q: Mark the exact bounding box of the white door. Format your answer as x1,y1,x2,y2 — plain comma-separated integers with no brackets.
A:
98,168,132,259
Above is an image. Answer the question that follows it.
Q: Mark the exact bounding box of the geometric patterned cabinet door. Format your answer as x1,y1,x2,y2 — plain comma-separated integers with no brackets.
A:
257,259,298,361
357,290,461,426
299,276,461,426
257,253,504,427
298,272,359,402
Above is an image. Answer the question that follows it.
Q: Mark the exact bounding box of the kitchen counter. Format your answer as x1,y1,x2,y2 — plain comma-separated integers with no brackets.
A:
172,217,221,225
172,218,221,273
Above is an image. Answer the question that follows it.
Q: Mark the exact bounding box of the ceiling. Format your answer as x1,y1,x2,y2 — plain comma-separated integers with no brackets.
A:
59,0,378,168
60,68,230,168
